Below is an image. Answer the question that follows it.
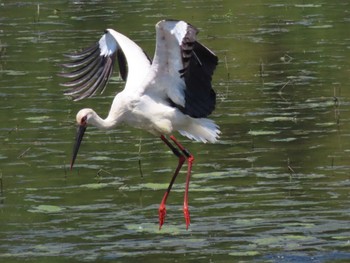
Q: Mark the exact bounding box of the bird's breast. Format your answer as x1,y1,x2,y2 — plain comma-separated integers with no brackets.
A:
123,95,174,136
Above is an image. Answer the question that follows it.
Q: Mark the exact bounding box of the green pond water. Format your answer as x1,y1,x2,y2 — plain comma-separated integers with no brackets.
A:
0,1,349,262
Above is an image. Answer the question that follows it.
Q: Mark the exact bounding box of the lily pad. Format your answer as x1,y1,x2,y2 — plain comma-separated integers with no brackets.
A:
26,116,50,123
193,171,230,178
264,116,296,122
248,130,280,136
332,236,350,240
309,25,333,29
140,183,169,190
295,4,321,8
88,156,112,161
315,122,335,127
4,70,27,76
36,76,52,80
29,204,64,213
80,183,109,189
254,235,315,247
270,137,297,142
125,223,183,235
229,251,260,257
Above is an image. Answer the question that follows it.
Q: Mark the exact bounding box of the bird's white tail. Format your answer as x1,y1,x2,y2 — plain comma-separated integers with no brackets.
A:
179,118,220,143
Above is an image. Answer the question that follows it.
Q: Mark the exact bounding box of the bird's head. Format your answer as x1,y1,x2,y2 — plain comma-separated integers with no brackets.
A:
70,108,95,170
76,108,95,126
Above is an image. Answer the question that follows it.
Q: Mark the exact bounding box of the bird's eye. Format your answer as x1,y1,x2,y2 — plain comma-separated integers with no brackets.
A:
81,116,87,125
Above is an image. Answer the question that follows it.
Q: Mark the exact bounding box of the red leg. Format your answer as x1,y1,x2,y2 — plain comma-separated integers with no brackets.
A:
159,135,185,230
170,135,194,230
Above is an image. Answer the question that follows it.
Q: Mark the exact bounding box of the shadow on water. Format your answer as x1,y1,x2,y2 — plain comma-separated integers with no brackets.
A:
0,1,350,262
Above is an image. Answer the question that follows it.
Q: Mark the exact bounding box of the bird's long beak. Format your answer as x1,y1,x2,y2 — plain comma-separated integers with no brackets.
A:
70,125,87,170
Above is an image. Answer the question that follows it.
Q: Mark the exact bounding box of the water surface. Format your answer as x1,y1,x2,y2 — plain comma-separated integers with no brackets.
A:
0,1,349,262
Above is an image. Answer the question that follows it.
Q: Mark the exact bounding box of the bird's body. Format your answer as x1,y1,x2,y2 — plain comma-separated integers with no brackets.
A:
60,20,219,229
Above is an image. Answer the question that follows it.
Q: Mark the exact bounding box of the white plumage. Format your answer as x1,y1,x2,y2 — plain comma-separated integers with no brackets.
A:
60,20,219,230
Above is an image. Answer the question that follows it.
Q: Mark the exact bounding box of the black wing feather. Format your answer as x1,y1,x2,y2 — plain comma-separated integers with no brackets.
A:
59,40,125,101
117,48,128,81
178,25,218,118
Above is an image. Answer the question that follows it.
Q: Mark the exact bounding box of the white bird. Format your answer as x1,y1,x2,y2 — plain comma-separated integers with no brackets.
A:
60,19,220,230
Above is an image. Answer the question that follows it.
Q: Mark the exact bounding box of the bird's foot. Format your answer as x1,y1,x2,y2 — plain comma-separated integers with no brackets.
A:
158,204,166,230
183,205,190,230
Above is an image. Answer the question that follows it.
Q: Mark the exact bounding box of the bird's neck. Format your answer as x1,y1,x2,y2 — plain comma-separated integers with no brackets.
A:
90,93,127,130
89,111,121,130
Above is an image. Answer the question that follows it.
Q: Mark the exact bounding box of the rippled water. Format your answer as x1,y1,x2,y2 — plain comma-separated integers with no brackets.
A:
1,1,350,262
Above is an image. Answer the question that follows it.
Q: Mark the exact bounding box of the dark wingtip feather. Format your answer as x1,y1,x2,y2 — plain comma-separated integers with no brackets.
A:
59,39,118,101
181,39,218,118
63,43,99,60
117,49,128,81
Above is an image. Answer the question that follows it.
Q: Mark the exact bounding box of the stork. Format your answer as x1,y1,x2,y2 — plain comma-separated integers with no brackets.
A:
60,20,220,230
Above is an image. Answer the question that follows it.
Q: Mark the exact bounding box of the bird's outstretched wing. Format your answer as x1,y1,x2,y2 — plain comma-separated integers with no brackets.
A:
149,20,218,118
60,29,151,101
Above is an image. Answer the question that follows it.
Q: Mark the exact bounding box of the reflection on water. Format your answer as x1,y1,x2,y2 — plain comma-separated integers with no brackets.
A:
0,1,350,262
